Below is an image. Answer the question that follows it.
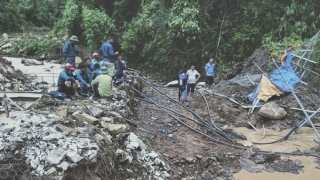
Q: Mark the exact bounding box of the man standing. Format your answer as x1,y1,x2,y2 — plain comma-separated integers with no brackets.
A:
76,63,92,97
114,55,127,84
186,65,200,99
100,37,118,77
57,63,80,100
91,66,113,99
205,58,215,89
62,35,79,68
179,69,188,104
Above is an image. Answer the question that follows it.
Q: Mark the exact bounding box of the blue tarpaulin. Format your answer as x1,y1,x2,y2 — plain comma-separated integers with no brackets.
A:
248,49,301,102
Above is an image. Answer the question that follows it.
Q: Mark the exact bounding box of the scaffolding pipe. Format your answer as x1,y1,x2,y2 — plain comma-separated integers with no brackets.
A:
272,58,320,139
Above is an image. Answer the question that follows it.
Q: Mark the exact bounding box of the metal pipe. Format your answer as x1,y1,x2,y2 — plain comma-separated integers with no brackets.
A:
271,58,320,139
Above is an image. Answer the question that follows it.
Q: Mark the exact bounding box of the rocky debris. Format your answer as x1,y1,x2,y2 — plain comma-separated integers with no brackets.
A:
259,102,287,120
21,58,44,65
222,125,247,140
0,112,100,177
116,132,171,179
72,111,99,125
264,159,304,174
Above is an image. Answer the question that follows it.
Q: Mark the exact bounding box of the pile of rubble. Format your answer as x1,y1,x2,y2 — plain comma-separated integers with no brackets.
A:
0,74,170,179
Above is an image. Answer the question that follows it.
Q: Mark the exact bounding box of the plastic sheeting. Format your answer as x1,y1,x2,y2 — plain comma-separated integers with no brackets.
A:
269,50,301,92
248,49,301,102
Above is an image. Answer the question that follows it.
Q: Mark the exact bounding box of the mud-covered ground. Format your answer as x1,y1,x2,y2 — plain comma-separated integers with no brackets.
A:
132,47,320,179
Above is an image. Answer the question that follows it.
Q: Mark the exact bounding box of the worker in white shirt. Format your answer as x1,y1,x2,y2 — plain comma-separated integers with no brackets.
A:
186,65,201,100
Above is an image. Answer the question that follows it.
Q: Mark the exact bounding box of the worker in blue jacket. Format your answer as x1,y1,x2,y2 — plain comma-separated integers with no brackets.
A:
57,63,80,100
92,63,100,80
99,36,118,76
205,58,215,89
76,63,92,97
62,35,79,68
90,52,100,71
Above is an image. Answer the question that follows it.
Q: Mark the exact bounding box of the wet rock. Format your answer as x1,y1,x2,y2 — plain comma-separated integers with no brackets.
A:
239,158,261,173
72,111,99,125
222,125,247,140
201,171,213,180
95,133,112,144
56,106,68,118
21,58,44,65
47,148,67,165
88,106,104,117
252,153,278,164
259,102,287,120
107,124,127,135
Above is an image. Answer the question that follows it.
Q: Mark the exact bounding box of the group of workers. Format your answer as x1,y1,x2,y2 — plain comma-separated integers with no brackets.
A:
57,35,215,101
58,35,127,100
179,58,215,104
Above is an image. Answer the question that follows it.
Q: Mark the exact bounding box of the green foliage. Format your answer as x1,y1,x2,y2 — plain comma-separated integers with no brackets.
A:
310,39,320,89
81,7,116,50
11,36,62,56
51,0,81,37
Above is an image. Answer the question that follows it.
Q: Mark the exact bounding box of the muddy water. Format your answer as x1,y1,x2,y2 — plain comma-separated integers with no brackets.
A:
233,127,320,180
4,57,63,91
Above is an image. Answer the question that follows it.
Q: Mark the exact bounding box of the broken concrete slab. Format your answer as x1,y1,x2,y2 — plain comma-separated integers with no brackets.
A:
259,102,287,120
72,112,99,125
107,124,127,135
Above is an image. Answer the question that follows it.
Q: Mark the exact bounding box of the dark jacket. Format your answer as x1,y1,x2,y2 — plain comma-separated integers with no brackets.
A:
58,70,73,89
62,41,76,58
115,60,127,78
76,69,91,86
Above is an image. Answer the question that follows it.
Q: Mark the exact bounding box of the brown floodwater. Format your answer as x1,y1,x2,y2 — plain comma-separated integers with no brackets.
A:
233,127,320,180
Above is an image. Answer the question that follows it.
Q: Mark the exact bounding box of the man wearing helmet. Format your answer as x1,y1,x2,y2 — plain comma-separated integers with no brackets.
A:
62,35,79,68
57,63,80,100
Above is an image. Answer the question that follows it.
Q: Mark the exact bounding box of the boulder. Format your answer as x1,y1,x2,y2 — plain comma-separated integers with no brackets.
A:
3,33,8,41
230,74,261,88
107,124,127,135
222,125,247,140
72,112,99,125
259,102,287,120
21,58,44,65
